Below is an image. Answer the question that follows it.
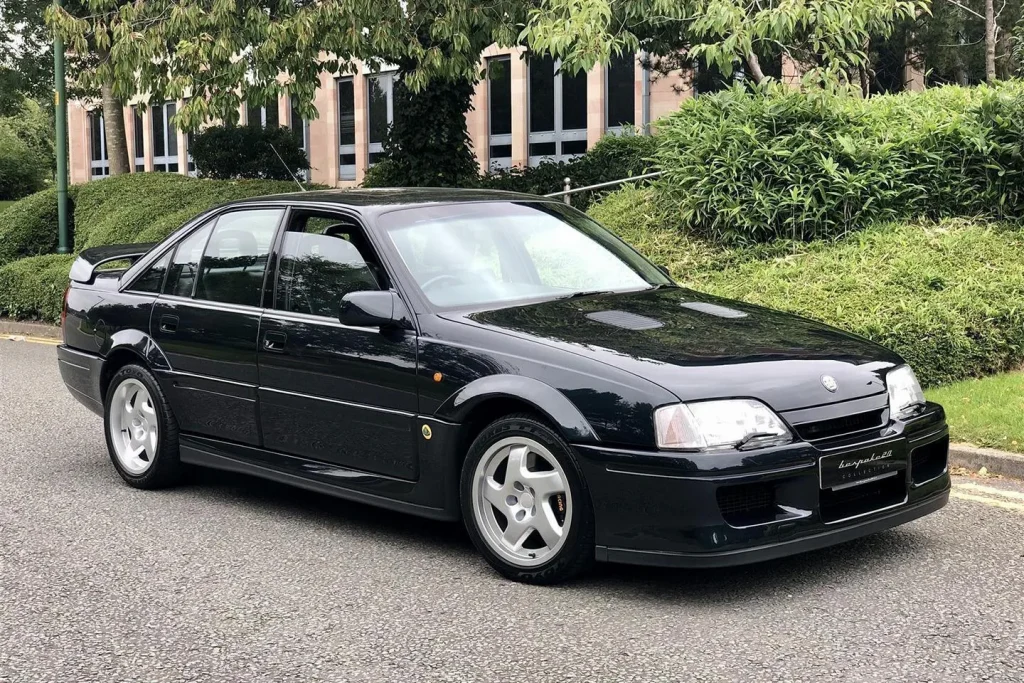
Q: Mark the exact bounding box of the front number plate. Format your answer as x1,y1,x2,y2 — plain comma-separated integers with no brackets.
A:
819,440,907,490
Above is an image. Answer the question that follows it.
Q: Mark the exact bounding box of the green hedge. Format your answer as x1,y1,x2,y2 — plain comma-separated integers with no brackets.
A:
190,125,309,181
653,82,1024,244
0,174,310,321
0,254,75,323
0,188,61,267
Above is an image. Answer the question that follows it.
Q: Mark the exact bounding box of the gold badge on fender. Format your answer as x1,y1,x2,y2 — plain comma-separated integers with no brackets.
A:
421,425,432,440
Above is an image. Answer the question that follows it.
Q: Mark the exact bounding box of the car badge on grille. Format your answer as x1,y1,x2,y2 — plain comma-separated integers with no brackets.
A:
821,375,839,393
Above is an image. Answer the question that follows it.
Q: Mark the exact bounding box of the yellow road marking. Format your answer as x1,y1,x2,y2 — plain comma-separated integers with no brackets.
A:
4,335,60,346
955,481,1024,503
951,490,1024,513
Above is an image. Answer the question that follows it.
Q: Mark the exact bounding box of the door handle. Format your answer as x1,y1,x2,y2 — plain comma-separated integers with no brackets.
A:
159,315,178,334
262,331,287,352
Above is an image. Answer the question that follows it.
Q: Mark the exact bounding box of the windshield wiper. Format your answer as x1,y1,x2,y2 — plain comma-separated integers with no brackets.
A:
556,290,617,301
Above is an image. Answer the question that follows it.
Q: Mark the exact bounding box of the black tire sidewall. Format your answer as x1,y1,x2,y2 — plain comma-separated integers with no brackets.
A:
103,364,181,489
460,414,595,584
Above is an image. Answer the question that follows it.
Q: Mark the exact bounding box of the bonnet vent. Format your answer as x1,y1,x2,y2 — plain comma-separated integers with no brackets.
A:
680,301,748,319
585,310,664,330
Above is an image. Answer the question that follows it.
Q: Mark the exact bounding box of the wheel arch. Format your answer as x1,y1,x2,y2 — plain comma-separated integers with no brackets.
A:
99,329,171,399
435,375,599,455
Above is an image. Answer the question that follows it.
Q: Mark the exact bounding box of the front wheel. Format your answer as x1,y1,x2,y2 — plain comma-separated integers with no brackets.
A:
461,414,595,584
104,364,183,489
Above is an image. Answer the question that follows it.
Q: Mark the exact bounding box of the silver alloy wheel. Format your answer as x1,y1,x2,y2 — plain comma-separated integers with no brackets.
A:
108,378,159,475
472,436,572,568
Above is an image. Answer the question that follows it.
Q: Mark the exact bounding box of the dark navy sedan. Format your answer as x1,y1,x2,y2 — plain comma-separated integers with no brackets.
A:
57,188,950,584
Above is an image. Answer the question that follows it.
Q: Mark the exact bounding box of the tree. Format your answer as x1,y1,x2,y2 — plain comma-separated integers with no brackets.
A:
0,0,53,116
521,0,927,91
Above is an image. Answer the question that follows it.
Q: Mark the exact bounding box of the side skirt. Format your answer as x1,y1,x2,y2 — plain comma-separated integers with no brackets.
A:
178,428,462,522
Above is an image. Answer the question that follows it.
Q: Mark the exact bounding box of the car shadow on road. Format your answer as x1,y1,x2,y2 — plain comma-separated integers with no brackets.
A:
178,465,937,603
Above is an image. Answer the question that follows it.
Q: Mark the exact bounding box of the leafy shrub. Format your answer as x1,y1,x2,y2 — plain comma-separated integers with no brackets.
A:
480,132,657,210
653,82,1024,244
362,77,480,188
684,219,1024,387
191,124,309,181
0,253,75,323
0,125,48,200
0,188,62,266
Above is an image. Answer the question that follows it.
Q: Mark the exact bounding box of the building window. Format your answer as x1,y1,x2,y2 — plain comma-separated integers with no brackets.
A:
606,53,637,132
337,78,356,180
131,106,145,172
246,103,280,128
151,101,179,173
88,111,109,178
487,57,513,171
366,72,396,166
528,56,588,166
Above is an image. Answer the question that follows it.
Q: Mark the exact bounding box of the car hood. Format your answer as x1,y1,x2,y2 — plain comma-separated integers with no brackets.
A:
447,287,901,412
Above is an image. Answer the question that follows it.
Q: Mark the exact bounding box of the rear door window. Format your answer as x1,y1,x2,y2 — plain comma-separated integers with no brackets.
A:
194,209,283,307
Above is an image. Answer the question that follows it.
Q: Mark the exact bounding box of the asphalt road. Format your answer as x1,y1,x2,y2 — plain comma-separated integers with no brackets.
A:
2,340,1023,682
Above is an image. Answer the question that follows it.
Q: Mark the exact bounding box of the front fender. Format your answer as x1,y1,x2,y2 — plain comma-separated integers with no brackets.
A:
434,375,599,444
102,328,172,371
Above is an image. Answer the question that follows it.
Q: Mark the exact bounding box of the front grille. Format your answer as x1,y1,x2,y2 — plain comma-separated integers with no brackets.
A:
911,436,949,485
717,482,778,527
819,471,906,523
795,409,886,442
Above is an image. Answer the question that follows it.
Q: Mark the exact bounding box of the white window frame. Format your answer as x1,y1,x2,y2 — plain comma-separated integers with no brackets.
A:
366,71,397,167
131,106,145,172
151,101,179,173
527,58,587,167
337,77,357,180
88,111,109,179
486,56,513,171
604,52,650,135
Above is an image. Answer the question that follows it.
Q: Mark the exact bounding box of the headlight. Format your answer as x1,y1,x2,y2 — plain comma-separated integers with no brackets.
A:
887,364,924,420
654,399,792,451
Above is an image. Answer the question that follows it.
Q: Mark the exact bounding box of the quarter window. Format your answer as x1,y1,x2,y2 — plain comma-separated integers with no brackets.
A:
130,252,171,294
195,210,282,307
164,221,214,298
275,215,382,318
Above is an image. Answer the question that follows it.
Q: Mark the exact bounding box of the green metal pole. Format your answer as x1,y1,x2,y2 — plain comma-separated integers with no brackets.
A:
53,0,70,254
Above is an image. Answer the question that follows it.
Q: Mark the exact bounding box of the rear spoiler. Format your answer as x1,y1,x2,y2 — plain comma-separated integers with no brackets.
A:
69,242,157,284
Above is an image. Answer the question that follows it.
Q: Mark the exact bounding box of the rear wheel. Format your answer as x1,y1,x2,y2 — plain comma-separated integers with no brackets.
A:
104,364,183,489
461,414,595,584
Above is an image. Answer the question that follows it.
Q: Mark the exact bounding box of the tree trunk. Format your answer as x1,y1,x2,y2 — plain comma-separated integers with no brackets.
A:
985,0,997,83
745,52,765,84
100,79,130,176
859,37,871,97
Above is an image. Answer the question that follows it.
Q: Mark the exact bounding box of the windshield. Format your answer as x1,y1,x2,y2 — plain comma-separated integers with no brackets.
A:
377,201,672,310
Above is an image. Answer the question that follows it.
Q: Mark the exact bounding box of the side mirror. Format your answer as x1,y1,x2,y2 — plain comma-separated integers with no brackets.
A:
339,290,412,329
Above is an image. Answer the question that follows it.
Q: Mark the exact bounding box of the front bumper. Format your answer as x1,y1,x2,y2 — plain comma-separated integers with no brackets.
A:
575,403,950,568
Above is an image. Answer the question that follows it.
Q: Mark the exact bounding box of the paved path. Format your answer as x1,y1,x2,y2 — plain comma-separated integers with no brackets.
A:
1,340,1023,682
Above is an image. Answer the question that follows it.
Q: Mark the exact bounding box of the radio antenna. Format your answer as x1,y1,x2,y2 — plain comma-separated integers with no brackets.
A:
269,143,308,192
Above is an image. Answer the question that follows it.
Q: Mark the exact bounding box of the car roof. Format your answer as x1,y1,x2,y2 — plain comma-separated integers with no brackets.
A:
228,187,559,215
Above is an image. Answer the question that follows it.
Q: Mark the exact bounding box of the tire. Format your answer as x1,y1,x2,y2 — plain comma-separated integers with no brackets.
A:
461,413,595,584
103,363,183,489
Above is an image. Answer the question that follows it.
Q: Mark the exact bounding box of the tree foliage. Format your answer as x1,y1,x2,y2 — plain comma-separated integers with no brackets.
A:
521,0,927,86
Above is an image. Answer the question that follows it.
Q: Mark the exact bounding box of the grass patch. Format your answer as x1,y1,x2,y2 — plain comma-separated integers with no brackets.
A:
927,373,1024,454
0,200,16,212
